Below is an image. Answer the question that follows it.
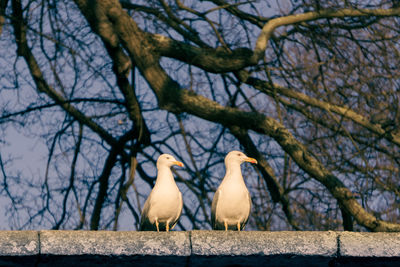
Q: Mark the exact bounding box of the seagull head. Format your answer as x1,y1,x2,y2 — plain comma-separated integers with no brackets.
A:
156,154,184,169
225,151,258,166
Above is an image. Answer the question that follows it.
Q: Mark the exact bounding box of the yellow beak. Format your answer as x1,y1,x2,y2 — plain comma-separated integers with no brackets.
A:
173,161,184,167
245,157,258,164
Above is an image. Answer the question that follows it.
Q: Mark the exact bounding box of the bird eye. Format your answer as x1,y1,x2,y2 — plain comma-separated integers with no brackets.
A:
237,153,241,156
166,156,170,159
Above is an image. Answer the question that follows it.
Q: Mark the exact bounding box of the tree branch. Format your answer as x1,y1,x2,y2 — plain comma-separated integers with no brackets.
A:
0,0,8,36
11,0,117,147
244,76,400,147
253,7,400,62
90,129,136,230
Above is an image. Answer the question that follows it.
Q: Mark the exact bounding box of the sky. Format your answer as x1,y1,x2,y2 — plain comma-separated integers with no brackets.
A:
0,126,47,229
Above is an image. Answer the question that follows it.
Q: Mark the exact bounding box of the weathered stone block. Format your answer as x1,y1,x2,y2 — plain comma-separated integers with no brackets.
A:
339,232,400,257
337,232,400,266
0,230,39,267
38,230,190,266
190,230,337,267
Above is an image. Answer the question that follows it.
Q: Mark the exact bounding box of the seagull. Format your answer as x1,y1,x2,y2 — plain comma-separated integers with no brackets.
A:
140,154,184,232
211,151,257,231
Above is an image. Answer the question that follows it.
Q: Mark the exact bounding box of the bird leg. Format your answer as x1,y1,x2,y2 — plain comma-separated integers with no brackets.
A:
171,222,177,230
224,220,228,231
237,222,241,231
166,221,170,232
155,218,160,232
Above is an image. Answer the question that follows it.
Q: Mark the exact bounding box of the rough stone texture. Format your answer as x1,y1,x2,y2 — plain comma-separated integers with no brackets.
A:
0,231,38,256
339,232,400,257
0,231,39,267
1,230,400,266
191,230,337,256
190,230,337,267
40,230,190,256
336,232,400,267
39,230,190,266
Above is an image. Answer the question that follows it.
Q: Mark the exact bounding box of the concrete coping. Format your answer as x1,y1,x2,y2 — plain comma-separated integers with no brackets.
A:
0,230,399,266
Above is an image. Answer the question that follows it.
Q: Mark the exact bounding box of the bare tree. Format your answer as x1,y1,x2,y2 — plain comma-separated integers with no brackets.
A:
0,0,400,231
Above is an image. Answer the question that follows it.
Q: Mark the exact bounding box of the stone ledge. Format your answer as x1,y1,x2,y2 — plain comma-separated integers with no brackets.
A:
0,230,399,266
339,232,400,257
39,231,190,267
40,230,190,256
190,231,337,267
0,231,39,267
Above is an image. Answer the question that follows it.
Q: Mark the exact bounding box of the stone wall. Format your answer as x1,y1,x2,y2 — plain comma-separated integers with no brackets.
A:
0,230,399,266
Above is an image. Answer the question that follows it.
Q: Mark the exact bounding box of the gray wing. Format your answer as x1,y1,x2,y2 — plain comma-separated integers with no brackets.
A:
171,192,183,230
139,195,154,231
211,189,220,229
241,191,252,230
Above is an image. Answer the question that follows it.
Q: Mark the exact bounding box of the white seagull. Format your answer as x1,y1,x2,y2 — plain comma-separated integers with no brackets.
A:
140,154,184,232
211,151,257,231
